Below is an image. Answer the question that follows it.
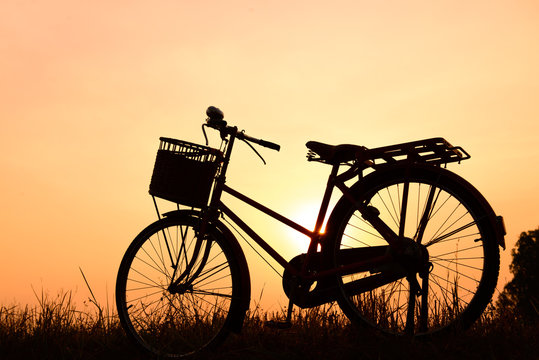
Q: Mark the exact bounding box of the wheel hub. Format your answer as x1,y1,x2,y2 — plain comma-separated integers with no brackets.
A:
398,238,430,274
168,282,193,295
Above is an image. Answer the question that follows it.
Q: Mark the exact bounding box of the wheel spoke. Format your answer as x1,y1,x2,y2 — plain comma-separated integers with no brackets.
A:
376,191,400,229
426,220,478,247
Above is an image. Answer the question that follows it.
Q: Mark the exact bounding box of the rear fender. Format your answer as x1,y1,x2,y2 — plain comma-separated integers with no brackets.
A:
326,164,506,250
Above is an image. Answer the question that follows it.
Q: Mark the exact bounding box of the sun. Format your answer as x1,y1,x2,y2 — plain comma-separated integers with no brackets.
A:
282,200,325,255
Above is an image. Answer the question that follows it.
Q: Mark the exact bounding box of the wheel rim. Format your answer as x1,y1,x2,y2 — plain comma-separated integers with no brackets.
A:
336,178,492,335
118,219,235,357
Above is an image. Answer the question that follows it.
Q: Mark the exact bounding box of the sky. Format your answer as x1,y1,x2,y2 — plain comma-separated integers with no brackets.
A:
1,0,538,311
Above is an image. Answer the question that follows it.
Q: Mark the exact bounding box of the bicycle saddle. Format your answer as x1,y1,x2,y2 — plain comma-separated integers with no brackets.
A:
306,141,366,164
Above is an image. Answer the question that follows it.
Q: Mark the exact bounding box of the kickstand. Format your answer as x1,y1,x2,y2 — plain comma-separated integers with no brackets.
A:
265,298,294,329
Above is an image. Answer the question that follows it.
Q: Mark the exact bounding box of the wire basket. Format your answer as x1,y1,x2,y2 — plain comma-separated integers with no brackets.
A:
149,137,223,208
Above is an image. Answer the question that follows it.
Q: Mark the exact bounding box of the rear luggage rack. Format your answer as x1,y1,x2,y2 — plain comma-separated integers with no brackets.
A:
359,137,470,167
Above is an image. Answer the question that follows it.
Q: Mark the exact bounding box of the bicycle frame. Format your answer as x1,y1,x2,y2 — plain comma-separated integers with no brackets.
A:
117,108,504,356
191,128,402,284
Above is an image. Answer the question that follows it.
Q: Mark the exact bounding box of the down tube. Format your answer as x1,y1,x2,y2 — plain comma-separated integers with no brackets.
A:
218,201,298,275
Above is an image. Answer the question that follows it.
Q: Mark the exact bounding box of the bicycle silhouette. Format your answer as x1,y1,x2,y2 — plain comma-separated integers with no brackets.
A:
116,106,506,358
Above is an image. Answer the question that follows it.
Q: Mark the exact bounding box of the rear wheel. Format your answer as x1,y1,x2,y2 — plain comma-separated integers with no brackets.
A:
116,214,243,358
326,166,500,336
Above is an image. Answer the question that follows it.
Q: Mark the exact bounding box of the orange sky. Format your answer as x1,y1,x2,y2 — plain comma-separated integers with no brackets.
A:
1,1,538,310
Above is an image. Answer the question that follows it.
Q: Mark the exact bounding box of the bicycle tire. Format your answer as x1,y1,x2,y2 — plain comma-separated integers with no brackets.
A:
116,213,245,358
325,165,500,336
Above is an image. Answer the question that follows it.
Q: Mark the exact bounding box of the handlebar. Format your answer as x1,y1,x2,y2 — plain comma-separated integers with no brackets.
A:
238,132,281,151
205,106,280,152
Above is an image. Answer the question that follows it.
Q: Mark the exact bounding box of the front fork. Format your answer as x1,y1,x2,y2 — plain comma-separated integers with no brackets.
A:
167,211,215,294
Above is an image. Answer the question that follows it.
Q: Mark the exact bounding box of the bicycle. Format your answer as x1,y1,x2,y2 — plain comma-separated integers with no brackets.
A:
116,106,506,358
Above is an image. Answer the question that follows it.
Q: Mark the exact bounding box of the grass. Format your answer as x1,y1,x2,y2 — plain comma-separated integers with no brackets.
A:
1,290,538,360
0,289,133,360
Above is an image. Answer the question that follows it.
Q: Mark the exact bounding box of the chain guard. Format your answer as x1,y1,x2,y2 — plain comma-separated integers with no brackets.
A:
283,246,409,308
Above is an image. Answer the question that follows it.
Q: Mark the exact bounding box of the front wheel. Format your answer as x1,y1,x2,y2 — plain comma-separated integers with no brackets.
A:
326,165,500,336
116,214,245,358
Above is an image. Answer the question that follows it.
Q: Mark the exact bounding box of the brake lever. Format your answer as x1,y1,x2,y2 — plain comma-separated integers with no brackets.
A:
240,134,267,165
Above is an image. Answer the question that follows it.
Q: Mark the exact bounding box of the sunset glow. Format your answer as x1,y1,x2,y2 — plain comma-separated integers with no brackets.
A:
1,1,538,311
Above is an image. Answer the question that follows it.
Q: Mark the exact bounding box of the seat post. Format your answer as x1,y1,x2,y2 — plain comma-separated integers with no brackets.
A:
304,163,339,256
301,163,339,277
313,163,339,235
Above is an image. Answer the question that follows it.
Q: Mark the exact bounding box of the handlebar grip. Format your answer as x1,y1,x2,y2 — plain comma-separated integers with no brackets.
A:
258,139,281,151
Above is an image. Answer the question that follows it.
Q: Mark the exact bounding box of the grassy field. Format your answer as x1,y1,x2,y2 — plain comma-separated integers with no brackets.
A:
1,290,537,360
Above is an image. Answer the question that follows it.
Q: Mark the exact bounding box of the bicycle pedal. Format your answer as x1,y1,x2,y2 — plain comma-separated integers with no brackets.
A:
264,320,292,329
